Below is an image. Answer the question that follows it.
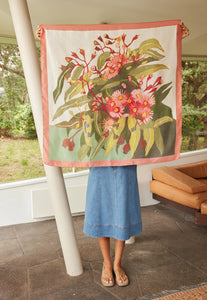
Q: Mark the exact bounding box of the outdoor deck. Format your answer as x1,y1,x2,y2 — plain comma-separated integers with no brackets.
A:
1,203,207,300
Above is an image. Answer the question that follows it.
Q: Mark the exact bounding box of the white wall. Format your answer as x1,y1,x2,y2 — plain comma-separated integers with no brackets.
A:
0,149,207,227
0,170,88,226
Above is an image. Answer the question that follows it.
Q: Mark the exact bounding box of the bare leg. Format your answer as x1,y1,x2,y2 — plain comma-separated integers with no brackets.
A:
98,237,113,284
113,239,128,285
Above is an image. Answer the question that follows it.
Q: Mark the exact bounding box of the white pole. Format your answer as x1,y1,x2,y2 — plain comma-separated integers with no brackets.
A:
8,0,83,276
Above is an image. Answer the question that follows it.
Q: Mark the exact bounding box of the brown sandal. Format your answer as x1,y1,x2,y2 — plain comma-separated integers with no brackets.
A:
101,265,114,287
114,269,129,287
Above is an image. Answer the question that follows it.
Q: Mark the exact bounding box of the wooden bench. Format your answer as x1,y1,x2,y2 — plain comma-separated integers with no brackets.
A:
150,160,207,226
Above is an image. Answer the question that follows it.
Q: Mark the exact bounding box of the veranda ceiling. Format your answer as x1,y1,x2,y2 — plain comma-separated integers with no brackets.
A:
0,0,207,57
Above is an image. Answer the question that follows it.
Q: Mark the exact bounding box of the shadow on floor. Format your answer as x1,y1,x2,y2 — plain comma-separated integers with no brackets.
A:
0,203,207,300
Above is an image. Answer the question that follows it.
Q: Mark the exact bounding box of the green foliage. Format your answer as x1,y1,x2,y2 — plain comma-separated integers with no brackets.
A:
182,60,207,151
14,104,37,138
0,96,36,138
0,43,37,138
53,34,174,160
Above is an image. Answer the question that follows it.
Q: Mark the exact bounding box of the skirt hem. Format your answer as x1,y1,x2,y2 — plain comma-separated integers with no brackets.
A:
83,222,142,241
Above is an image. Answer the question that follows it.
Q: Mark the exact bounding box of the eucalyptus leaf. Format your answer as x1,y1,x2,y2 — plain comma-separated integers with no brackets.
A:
94,111,103,136
128,116,141,157
80,131,85,147
152,103,173,118
143,127,154,156
140,120,154,129
104,117,126,156
129,64,168,79
146,49,165,60
101,80,122,91
97,52,111,71
69,83,82,99
128,115,137,131
53,62,74,103
154,127,164,155
66,128,71,137
54,118,80,129
83,114,93,147
64,83,78,102
138,38,164,55
154,116,173,128
78,144,91,161
90,77,107,86
72,65,84,80
90,136,107,160
153,82,172,103
52,95,89,121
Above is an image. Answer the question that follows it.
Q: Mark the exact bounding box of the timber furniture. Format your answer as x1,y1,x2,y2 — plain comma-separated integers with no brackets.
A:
150,160,207,225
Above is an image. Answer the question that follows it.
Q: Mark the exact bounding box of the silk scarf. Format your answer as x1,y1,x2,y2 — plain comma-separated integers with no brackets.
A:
40,20,182,167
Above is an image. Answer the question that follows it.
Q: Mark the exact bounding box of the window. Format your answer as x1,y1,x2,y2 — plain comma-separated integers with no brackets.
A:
181,59,207,152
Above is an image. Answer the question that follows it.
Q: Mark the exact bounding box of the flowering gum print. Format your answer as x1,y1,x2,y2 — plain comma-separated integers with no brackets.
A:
40,21,182,167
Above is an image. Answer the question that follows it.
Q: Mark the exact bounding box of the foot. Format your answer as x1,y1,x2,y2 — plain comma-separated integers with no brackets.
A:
101,264,114,287
114,266,129,287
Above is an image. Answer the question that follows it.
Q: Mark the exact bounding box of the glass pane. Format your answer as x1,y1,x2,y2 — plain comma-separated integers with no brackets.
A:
181,60,207,152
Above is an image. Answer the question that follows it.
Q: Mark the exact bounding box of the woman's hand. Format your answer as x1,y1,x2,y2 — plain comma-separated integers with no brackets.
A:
36,25,41,40
181,22,189,39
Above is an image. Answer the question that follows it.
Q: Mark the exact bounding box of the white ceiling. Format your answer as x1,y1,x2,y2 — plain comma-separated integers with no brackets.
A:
0,0,207,57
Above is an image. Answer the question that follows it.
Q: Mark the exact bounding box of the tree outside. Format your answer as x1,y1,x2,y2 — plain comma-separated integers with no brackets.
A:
0,44,36,138
182,60,207,151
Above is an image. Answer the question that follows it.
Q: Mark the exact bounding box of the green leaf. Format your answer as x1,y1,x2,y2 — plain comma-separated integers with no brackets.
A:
83,114,93,147
89,58,158,98
54,117,81,129
138,38,164,55
143,127,154,156
69,83,82,99
66,128,71,137
128,116,141,157
52,95,89,120
72,65,84,80
94,111,103,136
154,127,164,155
64,83,78,102
129,64,168,79
128,114,136,131
154,116,173,128
120,58,153,75
80,131,85,147
78,144,91,161
90,77,107,86
97,52,111,71
153,83,172,103
146,49,165,60
90,136,107,160
53,62,74,103
140,120,154,129
104,117,126,156
100,80,122,91
153,103,173,118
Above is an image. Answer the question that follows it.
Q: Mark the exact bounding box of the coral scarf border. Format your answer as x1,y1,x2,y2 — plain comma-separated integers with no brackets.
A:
40,20,182,168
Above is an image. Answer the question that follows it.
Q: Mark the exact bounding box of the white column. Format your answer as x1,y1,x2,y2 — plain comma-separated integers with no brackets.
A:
8,0,83,276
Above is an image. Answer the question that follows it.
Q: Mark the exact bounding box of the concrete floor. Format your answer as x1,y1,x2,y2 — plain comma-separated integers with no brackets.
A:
0,203,207,300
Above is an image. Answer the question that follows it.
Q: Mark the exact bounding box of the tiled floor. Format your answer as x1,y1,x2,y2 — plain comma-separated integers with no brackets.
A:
0,203,207,300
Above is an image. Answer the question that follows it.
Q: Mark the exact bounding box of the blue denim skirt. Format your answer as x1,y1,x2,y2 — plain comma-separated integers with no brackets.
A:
83,165,142,241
